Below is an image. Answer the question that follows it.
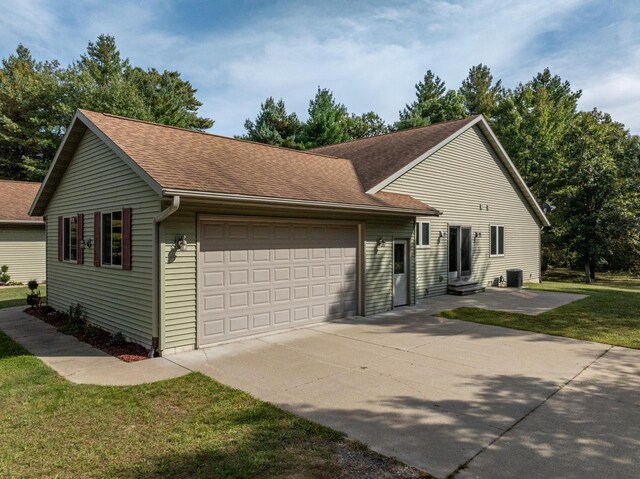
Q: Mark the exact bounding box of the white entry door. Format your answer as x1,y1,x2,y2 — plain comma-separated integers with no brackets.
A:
198,218,359,346
393,239,409,307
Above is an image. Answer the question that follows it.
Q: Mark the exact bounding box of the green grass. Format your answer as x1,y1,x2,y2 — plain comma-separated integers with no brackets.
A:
437,270,640,349
0,285,46,309
0,332,426,478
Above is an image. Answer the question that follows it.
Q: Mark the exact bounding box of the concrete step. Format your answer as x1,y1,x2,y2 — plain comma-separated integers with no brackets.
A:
447,283,486,295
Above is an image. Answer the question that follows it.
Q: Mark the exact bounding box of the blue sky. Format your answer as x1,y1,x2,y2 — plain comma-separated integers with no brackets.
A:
1,0,639,135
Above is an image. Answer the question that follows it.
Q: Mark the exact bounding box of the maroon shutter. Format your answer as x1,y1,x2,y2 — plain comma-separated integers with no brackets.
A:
77,214,84,265
122,208,132,271
57,216,63,262
94,212,101,267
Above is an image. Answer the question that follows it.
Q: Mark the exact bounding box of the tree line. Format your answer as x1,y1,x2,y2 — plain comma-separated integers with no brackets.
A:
1,35,638,280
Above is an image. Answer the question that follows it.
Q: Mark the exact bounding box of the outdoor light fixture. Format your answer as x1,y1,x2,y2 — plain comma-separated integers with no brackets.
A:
176,234,188,252
376,237,386,248
474,231,481,242
81,239,92,249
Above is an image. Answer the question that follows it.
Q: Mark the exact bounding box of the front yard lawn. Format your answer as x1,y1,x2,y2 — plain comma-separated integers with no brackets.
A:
0,285,46,309
437,272,640,349
0,331,427,479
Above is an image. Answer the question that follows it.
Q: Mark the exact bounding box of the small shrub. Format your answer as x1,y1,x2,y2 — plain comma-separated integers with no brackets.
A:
26,290,41,307
6,281,23,286
26,279,42,307
61,303,87,334
0,265,10,284
109,332,127,347
67,303,86,322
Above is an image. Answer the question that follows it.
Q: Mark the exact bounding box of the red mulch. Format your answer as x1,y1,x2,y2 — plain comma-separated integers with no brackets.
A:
25,307,149,362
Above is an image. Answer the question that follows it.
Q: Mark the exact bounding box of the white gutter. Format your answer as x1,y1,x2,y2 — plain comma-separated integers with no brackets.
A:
150,195,180,357
162,188,440,217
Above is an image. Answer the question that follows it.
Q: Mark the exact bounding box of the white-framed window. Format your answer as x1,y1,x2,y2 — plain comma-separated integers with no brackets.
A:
415,221,430,248
101,210,123,267
490,225,505,256
63,216,78,262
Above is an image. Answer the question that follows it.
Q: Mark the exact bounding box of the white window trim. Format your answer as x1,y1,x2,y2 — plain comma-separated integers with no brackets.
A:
62,215,78,263
416,221,431,248
101,209,123,269
490,224,505,257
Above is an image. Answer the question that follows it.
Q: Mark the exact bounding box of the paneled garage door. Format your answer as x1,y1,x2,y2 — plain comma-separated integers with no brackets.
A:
198,218,358,346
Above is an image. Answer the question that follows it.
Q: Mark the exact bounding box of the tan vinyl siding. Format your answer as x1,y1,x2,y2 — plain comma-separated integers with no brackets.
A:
160,200,417,350
44,130,160,346
364,218,416,315
161,210,197,350
0,225,45,283
383,125,542,300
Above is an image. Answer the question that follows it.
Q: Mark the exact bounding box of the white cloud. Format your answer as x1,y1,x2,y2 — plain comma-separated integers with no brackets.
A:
0,0,637,135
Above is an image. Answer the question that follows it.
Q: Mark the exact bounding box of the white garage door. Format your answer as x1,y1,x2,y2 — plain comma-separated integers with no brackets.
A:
198,218,358,346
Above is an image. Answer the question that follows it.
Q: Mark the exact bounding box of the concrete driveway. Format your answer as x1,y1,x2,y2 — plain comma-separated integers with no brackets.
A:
169,289,640,478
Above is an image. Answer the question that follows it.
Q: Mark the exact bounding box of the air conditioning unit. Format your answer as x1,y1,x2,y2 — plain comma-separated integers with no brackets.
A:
506,269,523,288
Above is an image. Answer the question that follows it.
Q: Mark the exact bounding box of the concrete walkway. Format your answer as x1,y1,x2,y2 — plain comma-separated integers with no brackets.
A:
0,307,188,385
167,289,639,479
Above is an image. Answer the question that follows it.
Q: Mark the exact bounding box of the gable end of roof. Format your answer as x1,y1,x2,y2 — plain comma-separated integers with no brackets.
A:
30,111,163,216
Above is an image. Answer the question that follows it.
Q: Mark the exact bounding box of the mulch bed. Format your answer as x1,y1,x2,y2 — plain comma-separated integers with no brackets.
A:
25,307,149,362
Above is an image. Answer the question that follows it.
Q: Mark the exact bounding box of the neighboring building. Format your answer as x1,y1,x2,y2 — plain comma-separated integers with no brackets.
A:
30,110,548,354
0,180,46,283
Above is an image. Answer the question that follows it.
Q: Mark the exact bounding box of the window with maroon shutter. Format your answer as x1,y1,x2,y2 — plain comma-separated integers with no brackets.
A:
94,212,101,267
77,214,84,265
58,216,63,262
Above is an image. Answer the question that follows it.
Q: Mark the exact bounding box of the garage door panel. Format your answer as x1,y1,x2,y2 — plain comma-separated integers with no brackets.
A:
198,220,358,346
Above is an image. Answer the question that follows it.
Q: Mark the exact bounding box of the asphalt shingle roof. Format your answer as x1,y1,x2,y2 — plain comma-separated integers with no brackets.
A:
0,180,42,222
313,116,480,191
79,110,438,215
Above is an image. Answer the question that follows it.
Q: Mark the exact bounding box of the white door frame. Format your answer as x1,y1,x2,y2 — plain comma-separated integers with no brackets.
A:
448,225,472,281
393,239,409,307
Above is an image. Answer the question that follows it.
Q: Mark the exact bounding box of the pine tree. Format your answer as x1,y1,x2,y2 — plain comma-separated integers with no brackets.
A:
241,97,302,148
301,88,351,148
459,64,504,118
395,70,466,130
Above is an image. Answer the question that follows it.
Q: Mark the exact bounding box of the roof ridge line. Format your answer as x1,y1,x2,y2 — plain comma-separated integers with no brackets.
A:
79,109,352,164
311,115,481,150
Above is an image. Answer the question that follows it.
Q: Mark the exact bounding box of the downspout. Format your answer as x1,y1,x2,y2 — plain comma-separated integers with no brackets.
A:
150,195,180,357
